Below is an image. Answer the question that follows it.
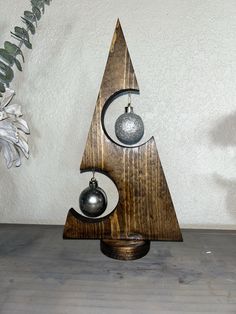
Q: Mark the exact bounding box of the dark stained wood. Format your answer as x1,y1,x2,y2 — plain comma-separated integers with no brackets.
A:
100,239,150,260
63,20,182,258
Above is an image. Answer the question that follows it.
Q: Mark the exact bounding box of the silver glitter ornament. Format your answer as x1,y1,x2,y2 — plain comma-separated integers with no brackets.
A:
79,177,107,218
115,104,144,145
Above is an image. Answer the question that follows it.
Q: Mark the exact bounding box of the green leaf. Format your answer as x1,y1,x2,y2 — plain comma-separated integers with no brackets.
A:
14,58,22,71
0,61,14,84
0,49,15,66
32,6,41,20
40,0,45,13
24,10,37,23
10,32,32,49
31,0,44,13
0,49,23,72
21,17,36,35
14,26,30,42
0,82,5,93
4,41,25,62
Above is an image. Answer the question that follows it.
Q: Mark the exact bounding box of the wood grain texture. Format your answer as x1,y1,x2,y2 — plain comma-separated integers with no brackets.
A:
63,20,182,242
100,239,150,260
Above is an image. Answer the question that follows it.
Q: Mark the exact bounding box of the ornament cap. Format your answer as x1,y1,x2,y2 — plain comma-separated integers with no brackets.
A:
89,178,98,189
125,104,133,113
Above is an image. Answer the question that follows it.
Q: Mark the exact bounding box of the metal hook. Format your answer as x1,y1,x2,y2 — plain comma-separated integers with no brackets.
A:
128,92,131,106
91,169,96,181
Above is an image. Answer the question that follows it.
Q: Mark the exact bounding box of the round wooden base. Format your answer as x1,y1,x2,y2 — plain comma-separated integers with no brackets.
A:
100,239,150,260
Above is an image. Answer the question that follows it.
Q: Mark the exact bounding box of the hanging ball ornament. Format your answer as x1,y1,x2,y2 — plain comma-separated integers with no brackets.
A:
115,104,144,145
79,177,107,218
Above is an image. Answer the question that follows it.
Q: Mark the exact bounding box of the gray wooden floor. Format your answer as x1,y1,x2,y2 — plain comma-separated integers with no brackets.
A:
0,225,235,314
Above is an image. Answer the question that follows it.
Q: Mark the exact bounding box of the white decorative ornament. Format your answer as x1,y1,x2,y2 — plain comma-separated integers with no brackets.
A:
0,88,30,168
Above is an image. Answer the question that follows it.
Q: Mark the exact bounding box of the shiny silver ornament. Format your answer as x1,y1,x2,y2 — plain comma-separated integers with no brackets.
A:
79,178,107,218
115,105,144,145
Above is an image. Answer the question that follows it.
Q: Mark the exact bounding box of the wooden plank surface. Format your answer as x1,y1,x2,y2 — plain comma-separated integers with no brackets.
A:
0,224,235,313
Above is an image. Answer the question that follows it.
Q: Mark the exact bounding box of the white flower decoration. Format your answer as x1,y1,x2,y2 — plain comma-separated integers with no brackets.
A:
0,88,30,168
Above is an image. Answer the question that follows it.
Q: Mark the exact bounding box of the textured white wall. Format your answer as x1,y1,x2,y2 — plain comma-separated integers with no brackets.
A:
0,0,236,228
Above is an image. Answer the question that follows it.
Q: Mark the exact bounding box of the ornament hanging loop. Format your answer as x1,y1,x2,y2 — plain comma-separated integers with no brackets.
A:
91,169,96,181
126,93,133,113
90,169,98,187
128,92,131,106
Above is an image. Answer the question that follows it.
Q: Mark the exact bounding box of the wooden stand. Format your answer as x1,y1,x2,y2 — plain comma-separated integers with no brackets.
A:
63,20,182,260
100,239,150,260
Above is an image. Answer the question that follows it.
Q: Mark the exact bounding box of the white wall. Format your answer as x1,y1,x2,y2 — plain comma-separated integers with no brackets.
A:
0,0,236,229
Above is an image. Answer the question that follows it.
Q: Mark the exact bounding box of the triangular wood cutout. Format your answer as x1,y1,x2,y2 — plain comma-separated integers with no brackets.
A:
63,20,182,258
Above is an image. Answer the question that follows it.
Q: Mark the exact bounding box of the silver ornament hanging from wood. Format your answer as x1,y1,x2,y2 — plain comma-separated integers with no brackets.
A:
115,103,144,145
79,176,107,218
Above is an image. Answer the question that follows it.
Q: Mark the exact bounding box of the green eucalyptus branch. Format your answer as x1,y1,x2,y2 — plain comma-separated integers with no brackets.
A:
0,0,52,96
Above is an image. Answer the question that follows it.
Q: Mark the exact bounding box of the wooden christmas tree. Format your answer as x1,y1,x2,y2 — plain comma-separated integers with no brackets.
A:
63,20,182,260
